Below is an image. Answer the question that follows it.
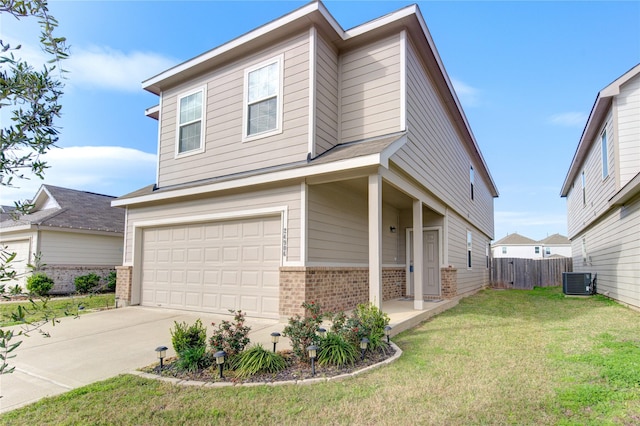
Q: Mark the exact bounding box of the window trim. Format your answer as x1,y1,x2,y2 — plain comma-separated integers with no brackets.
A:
470,166,475,200
581,170,586,206
175,85,207,158
242,55,284,142
601,129,608,180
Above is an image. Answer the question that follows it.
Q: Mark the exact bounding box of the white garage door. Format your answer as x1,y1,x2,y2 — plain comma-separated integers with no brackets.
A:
3,239,31,286
140,216,281,318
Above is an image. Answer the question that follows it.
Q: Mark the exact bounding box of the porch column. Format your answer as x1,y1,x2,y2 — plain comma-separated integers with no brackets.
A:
413,199,424,310
368,174,383,308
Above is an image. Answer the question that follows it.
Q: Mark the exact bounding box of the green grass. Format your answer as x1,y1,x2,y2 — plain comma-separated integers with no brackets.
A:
3,287,640,425
0,293,116,327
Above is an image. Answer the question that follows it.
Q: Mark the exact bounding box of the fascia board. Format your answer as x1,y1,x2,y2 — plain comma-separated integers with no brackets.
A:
112,154,383,207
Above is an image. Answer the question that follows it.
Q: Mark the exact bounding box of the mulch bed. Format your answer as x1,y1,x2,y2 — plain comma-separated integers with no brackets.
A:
144,346,396,384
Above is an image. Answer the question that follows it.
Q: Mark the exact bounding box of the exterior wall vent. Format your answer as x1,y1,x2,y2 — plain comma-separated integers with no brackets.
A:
562,272,595,296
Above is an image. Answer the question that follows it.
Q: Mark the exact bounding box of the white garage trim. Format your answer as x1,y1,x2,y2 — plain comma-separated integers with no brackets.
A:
130,207,288,316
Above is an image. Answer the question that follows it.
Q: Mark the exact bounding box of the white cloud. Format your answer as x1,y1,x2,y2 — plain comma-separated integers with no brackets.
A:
67,46,176,92
0,146,156,205
451,77,481,107
549,112,588,127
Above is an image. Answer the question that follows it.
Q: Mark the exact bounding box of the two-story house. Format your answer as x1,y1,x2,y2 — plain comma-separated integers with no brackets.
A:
113,1,498,319
492,232,571,259
561,63,640,308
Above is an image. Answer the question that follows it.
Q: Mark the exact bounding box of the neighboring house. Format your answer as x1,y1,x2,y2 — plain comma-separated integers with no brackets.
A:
492,233,571,259
112,1,499,319
0,185,125,293
561,63,640,308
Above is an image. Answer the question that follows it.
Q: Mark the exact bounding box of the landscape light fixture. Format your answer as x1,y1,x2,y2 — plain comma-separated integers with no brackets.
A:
317,327,326,338
271,331,281,353
384,325,392,344
155,345,168,370
214,350,226,379
307,344,319,376
360,337,369,360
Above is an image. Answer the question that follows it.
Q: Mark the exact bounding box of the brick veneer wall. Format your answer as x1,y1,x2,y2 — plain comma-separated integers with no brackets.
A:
279,267,406,317
441,266,458,298
41,265,116,294
115,265,133,306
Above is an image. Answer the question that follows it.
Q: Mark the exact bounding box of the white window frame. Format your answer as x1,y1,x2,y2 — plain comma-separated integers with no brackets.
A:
581,171,586,206
501,246,507,254
175,86,206,158
242,55,284,142
467,230,472,269
601,130,608,179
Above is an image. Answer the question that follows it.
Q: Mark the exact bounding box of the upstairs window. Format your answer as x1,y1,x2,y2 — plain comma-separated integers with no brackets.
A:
535,246,540,254
545,247,551,255
176,87,205,155
581,171,586,206
501,246,507,254
470,166,475,200
601,130,608,179
244,56,283,139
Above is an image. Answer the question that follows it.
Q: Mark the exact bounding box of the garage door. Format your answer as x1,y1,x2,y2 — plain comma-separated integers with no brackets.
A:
140,216,281,318
3,239,31,286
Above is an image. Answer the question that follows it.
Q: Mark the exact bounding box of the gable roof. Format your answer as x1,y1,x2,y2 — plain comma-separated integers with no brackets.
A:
492,233,538,246
141,0,497,199
538,233,570,245
1,185,125,234
561,63,640,196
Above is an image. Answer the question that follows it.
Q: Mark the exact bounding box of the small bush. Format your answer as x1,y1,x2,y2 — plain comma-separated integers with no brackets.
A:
353,302,390,351
106,271,117,292
171,319,207,354
209,310,251,357
26,273,54,296
318,332,358,367
9,284,22,295
176,346,212,373
235,344,287,378
74,273,101,294
283,301,324,360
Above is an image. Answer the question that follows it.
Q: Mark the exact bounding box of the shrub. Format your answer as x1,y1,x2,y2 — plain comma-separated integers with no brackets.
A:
74,273,101,294
105,271,116,292
353,302,390,351
235,344,287,378
171,319,207,355
209,310,251,357
176,346,212,373
318,332,358,367
26,273,54,296
9,284,22,295
282,301,324,360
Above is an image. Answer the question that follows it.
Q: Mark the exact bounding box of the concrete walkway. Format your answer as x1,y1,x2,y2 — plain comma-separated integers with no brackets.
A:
0,298,457,413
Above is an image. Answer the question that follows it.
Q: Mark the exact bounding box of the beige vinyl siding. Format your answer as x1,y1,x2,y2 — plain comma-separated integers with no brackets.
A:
157,33,310,188
339,34,401,143
315,34,339,156
572,193,640,307
124,185,300,264
394,38,494,238
616,73,640,188
566,111,616,238
447,212,490,293
39,231,123,266
307,183,401,264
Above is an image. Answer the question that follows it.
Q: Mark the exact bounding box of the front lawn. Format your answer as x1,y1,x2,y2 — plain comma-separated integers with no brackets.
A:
0,293,116,327
2,287,640,425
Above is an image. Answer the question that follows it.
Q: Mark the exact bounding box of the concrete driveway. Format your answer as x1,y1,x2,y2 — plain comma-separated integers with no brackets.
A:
0,306,288,413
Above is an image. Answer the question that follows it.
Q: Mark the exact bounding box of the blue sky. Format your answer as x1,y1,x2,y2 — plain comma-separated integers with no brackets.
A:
2,1,639,241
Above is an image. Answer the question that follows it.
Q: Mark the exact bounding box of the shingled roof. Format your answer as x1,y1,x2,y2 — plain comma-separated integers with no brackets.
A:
538,233,570,245
493,233,538,246
0,185,125,234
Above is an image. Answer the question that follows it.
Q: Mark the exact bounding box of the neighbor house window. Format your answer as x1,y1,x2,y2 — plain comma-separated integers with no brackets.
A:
470,166,475,200
581,171,586,206
244,55,283,139
601,130,608,179
545,247,551,255
501,246,507,254
176,87,205,155
535,246,540,254
467,231,472,268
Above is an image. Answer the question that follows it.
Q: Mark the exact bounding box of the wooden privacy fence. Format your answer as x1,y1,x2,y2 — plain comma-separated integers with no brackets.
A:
491,257,573,289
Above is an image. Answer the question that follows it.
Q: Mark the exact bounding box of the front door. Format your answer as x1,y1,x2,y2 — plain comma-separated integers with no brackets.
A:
408,229,440,297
